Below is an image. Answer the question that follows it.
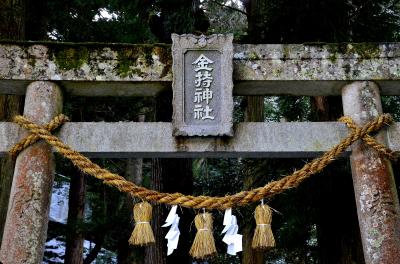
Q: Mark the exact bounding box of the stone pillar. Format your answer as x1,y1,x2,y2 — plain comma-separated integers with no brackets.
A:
342,81,400,264
0,81,63,264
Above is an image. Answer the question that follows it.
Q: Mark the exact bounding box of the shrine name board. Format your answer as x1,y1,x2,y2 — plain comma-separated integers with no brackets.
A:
172,34,233,136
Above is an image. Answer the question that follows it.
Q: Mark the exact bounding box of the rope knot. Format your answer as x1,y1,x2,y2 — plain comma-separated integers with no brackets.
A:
339,113,397,160
9,114,69,158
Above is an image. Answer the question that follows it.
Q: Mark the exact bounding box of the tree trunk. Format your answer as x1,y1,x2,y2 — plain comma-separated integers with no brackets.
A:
0,0,25,40
243,0,269,43
146,158,193,264
145,92,193,264
145,158,166,264
145,3,203,261
162,158,193,264
126,157,144,188
0,95,23,242
242,96,265,264
65,171,86,264
118,114,145,264
0,0,25,243
25,0,48,40
241,2,271,260
83,237,104,264
311,96,365,264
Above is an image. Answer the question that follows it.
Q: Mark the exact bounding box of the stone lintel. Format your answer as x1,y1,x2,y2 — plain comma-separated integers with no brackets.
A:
1,121,400,158
1,42,400,96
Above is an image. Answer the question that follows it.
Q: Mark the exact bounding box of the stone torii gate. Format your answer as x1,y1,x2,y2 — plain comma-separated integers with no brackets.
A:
0,40,400,263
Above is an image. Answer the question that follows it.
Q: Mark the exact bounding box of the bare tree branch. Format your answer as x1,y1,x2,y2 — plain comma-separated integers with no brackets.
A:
208,0,247,16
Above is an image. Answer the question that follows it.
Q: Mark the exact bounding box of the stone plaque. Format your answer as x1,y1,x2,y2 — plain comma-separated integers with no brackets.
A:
172,34,233,136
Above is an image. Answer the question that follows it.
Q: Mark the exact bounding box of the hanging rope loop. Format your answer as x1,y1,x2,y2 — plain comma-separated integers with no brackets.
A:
9,113,396,210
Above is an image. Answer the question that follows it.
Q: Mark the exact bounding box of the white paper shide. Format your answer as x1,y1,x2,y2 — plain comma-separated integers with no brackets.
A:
221,208,242,255
162,205,180,255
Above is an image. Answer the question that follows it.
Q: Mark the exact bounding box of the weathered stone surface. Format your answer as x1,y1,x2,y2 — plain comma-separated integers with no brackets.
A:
172,34,233,136
342,81,400,264
1,121,400,158
1,42,400,95
0,81,63,264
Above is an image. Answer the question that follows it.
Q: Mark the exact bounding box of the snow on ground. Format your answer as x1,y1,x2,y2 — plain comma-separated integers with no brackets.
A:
49,182,70,224
43,237,117,263
49,176,92,224
45,179,113,263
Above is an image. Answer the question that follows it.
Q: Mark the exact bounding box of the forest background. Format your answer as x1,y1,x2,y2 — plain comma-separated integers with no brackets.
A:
0,0,400,263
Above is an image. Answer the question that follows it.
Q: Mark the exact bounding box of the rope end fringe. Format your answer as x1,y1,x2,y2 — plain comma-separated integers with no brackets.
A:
189,212,217,259
252,204,275,250
129,202,155,246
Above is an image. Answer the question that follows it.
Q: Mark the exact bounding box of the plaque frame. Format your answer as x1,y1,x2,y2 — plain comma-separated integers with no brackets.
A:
171,34,233,136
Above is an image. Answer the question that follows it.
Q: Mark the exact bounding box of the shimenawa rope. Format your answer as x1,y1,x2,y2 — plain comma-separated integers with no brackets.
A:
9,113,396,210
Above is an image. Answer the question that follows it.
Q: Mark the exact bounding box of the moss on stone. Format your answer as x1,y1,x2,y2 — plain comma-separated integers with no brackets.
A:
248,51,260,60
131,68,143,75
27,57,36,67
117,61,131,78
350,43,380,59
303,42,326,47
272,68,282,77
143,46,154,66
154,45,172,78
343,64,351,79
115,45,169,77
325,42,381,60
325,43,347,55
116,48,140,78
13,42,152,74
53,47,89,71
154,45,172,65
328,53,337,63
283,45,290,60
303,67,316,79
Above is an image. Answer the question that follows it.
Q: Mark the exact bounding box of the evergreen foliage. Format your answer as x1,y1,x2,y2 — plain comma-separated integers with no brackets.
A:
2,0,400,263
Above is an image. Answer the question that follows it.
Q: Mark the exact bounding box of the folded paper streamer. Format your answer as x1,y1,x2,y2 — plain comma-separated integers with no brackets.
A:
221,208,242,255
189,212,217,259
129,202,155,246
162,205,180,255
252,204,275,250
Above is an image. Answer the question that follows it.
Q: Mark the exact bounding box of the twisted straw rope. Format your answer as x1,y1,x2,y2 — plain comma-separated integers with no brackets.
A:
9,113,395,210
339,116,397,160
9,114,70,158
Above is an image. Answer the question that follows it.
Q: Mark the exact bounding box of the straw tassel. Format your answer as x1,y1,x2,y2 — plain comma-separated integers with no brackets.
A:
189,212,217,259
128,202,155,246
252,204,275,250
